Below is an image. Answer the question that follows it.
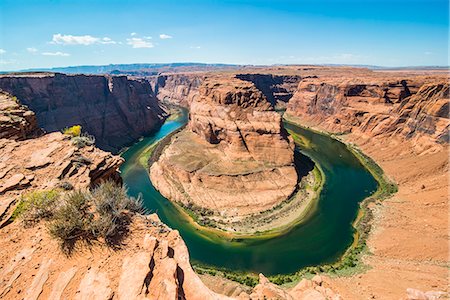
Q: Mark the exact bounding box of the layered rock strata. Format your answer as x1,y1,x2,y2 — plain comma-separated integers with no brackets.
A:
0,91,40,140
0,73,167,152
235,74,301,106
286,77,449,153
151,73,206,106
150,78,298,220
0,212,342,300
0,92,123,222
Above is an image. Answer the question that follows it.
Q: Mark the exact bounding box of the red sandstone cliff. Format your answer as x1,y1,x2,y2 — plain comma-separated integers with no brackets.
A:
151,73,206,107
286,76,449,153
0,73,167,152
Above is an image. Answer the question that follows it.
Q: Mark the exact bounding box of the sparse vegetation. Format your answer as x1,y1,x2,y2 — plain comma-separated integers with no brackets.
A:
193,265,259,287
11,181,143,255
48,190,95,253
62,125,95,148
56,181,74,191
71,132,95,149
63,125,82,137
90,181,145,246
48,181,144,254
12,190,60,225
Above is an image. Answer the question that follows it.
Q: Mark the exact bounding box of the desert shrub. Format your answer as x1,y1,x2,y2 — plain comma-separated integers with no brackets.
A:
13,190,60,225
47,190,94,254
90,181,144,246
72,133,95,149
47,181,143,254
56,181,74,191
63,125,82,137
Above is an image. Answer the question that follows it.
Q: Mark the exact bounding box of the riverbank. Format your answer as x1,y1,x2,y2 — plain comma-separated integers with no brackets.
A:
196,116,398,286
140,112,392,283
146,125,326,239
285,115,449,299
267,114,398,282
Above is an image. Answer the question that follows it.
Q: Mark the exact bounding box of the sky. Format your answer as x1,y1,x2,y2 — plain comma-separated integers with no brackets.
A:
0,0,448,70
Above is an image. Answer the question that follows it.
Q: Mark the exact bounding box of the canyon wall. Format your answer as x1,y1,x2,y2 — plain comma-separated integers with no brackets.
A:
151,73,206,106
152,73,301,109
150,77,298,219
286,77,449,153
0,73,167,152
235,74,301,106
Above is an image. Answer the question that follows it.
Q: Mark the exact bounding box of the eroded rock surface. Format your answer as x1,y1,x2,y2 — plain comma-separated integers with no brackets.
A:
152,73,206,106
0,73,167,152
150,77,298,220
0,131,123,222
0,91,40,140
286,76,449,153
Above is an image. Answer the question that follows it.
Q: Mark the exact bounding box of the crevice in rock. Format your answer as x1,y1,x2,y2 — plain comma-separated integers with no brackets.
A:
176,266,186,300
143,240,158,295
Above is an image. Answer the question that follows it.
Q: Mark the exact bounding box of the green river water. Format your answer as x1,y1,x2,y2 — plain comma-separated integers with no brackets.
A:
120,111,378,275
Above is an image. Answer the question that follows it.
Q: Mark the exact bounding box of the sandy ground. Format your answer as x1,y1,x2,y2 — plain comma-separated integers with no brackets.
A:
324,134,449,299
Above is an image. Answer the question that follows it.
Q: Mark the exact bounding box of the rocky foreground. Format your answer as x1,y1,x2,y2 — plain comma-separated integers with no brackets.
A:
150,77,300,231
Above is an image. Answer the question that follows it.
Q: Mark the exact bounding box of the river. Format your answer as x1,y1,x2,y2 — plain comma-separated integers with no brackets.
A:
120,110,378,275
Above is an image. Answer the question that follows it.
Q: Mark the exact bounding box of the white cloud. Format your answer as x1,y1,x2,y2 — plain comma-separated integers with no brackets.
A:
159,34,173,39
131,32,137,36
424,51,433,55
51,33,116,45
101,37,116,44
190,46,201,49
42,51,70,57
0,49,6,54
126,37,154,48
27,47,38,53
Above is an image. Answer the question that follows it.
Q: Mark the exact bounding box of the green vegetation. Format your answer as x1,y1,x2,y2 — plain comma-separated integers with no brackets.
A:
191,119,398,287
71,133,95,149
48,181,144,254
138,142,158,168
62,125,96,148
348,145,398,199
63,125,82,137
12,182,143,255
193,265,259,287
12,190,60,225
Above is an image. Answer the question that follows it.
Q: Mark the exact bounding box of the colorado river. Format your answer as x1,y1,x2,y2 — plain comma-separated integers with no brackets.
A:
120,110,378,275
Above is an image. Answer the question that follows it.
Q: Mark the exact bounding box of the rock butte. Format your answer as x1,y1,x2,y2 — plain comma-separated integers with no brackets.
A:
150,77,299,225
0,65,448,299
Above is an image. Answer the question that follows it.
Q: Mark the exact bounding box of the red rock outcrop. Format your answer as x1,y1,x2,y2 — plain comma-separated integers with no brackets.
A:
151,73,206,107
150,77,298,223
0,92,124,222
235,74,301,106
0,91,41,140
0,210,342,300
286,77,449,153
0,73,167,152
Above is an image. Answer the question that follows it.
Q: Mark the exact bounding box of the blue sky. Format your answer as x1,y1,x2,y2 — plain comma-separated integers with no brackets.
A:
0,0,448,70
